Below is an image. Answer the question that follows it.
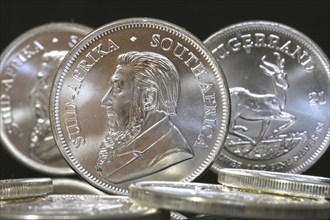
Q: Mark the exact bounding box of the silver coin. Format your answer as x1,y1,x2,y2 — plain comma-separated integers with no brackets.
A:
129,181,330,219
52,178,106,195
49,17,230,194
0,194,169,219
204,20,330,173
0,178,53,200
218,168,330,199
0,22,93,175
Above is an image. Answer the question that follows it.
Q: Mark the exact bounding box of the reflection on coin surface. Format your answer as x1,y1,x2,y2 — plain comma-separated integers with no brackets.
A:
52,178,106,195
129,181,330,219
218,168,330,199
49,17,229,194
204,21,330,173
0,178,53,200
0,194,169,220
0,23,92,175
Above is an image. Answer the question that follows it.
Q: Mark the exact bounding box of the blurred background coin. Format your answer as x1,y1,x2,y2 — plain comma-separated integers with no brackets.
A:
0,194,169,220
0,22,93,175
218,168,330,199
129,181,330,219
52,178,106,195
49,17,229,194
0,178,53,200
204,21,330,174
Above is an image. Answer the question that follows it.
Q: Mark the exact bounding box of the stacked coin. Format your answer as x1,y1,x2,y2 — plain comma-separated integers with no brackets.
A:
129,168,330,219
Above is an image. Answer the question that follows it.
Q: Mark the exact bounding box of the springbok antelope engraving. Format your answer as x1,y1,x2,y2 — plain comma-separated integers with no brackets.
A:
229,52,296,145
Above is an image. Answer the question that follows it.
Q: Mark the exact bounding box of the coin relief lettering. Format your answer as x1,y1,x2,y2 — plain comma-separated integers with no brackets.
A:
212,32,315,71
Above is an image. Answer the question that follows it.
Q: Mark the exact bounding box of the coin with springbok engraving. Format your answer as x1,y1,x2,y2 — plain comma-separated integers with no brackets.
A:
0,23,92,175
204,21,330,173
49,17,230,194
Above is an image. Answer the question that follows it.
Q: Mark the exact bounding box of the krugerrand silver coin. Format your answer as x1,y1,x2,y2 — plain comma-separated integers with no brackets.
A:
0,194,169,219
49,17,230,194
129,181,330,219
0,178,53,200
218,168,330,199
204,20,330,173
0,22,93,175
52,178,106,195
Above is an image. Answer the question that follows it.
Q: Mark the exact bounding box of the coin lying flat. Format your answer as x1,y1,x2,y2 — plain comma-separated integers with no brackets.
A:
0,194,169,220
218,168,330,199
52,178,106,195
0,22,92,175
49,17,229,194
204,21,330,173
0,178,53,200
129,181,330,219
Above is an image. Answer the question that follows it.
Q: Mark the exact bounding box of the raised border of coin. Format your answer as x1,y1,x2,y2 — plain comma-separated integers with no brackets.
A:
218,168,330,199
129,181,330,219
0,178,53,200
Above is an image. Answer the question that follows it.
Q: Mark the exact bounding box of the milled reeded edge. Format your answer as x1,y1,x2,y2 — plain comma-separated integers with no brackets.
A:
0,22,93,175
49,17,230,195
129,181,330,220
0,178,53,200
0,194,170,220
218,168,330,199
204,20,330,174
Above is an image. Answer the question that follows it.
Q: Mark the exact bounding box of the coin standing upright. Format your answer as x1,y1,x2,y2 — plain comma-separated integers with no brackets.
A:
0,23,93,175
49,17,230,194
204,21,330,173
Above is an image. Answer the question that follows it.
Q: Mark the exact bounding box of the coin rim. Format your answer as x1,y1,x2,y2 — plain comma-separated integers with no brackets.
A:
218,168,330,199
129,181,330,219
0,178,53,200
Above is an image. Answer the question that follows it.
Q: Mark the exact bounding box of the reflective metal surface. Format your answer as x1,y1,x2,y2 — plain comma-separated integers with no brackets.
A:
204,21,330,173
50,17,229,194
218,168,330,199
0,22,92,175
0,178,53,200
0,194,169,220
129,181,330,219
52,178,106,195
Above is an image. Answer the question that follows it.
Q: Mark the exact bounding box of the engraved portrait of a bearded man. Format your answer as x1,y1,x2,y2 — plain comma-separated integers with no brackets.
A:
96,51,193,183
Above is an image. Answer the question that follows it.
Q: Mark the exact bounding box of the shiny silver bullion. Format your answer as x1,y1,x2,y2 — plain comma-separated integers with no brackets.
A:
52,178,106,195
218,168,330,199
129,181,330,219
0,178,53,200
0,23,92,175
204,21,330,173
0,194,169,220
49,18,229,194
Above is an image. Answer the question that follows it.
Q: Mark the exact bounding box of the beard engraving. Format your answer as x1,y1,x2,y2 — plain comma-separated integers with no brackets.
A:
96,103,143,174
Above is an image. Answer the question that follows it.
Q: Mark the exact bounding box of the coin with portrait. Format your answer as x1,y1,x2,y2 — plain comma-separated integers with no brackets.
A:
50,18,229,194
0,23,92,175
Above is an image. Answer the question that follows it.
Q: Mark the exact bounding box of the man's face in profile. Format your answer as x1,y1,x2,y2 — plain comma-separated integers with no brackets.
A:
101,66,142,141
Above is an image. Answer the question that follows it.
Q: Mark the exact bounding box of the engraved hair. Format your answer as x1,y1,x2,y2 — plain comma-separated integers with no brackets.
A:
116,51,180,116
